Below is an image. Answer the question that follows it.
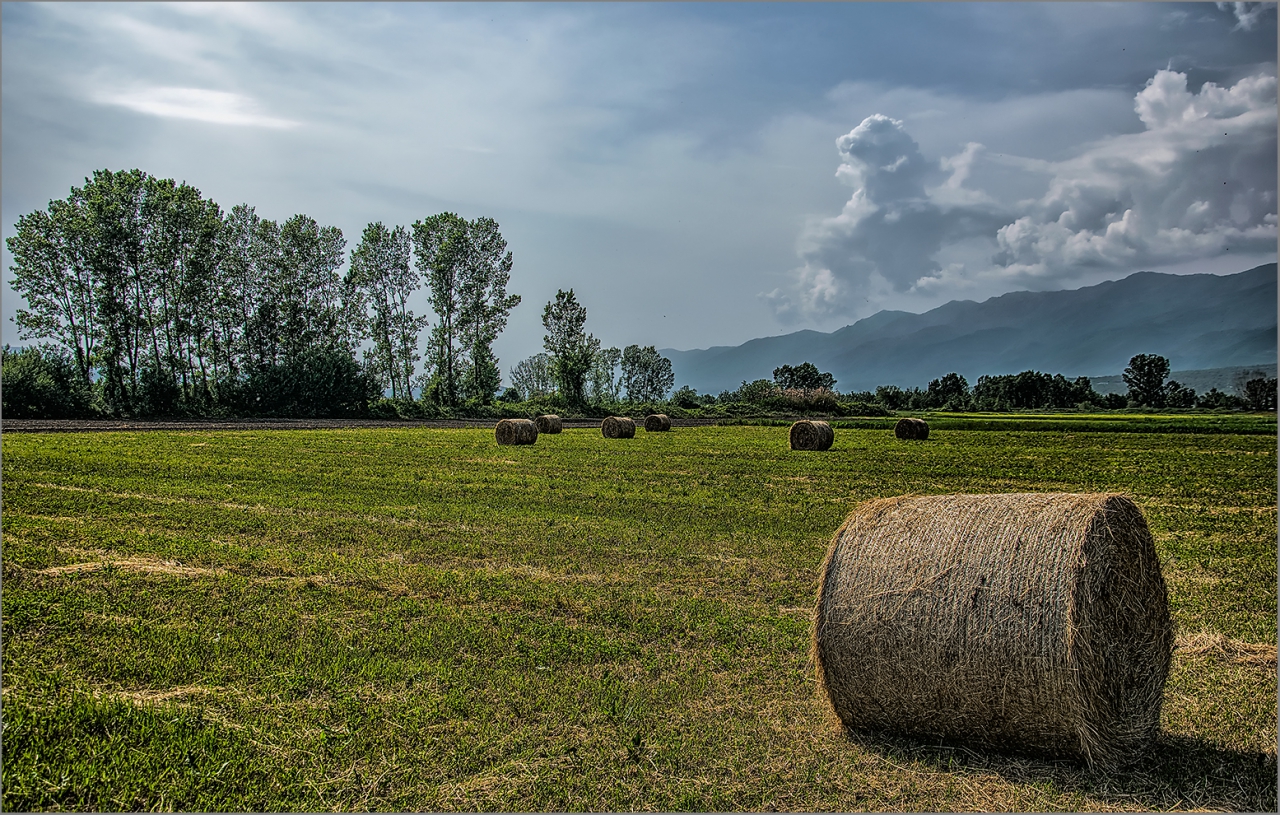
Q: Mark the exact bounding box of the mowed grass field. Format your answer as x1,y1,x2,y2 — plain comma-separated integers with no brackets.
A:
2,420,1276,811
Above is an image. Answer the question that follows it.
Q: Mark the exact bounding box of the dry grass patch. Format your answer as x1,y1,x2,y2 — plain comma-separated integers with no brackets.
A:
1175,631,1277,667
37,558,225,578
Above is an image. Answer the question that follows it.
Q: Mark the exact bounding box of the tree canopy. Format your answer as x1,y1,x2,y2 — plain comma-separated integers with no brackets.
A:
773,362,835,392
542,289,596,408
6,168,521,418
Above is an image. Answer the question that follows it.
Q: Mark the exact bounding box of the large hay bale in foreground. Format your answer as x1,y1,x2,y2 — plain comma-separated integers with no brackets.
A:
813,492,1172,768
894,417,929,440
495,418,538,445
534,414,563,434
644,413,672,432
601,416,636,439
790,420,834,451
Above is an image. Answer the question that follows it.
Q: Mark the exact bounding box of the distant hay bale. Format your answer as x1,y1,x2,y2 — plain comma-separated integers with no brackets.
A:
534,414,563,434
894,417,929,440
495,418,538,445
644,413,672,432
601,416,636,439
790,420,834,451
812,492,1172,768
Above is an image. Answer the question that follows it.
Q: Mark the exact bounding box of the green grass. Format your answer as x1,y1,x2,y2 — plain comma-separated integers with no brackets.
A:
2,422,1275,811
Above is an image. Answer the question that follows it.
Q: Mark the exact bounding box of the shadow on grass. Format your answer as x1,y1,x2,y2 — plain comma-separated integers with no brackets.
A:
844,729,1277,811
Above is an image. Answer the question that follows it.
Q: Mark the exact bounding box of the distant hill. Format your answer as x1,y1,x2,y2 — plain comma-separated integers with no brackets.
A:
662,264,1277,394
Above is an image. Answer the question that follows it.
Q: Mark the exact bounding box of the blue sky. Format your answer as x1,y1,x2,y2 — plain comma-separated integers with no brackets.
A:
2,2,1276,380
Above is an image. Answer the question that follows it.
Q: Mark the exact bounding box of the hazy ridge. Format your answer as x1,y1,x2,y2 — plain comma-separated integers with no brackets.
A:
662,264,1277,394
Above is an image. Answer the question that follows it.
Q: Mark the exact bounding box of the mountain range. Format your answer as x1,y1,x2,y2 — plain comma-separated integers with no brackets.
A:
661,264,1277,395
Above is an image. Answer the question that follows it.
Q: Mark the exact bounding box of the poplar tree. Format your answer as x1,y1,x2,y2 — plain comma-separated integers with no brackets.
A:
459,217,520,403
412,212,469,404
542,289,596,408
348,222,427,400
413,213,520,405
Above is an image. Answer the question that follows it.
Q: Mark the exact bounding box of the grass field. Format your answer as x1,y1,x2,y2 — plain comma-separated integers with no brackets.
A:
2,420,1276,811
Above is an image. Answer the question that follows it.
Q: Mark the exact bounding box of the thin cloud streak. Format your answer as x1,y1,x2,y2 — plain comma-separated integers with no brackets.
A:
95,86,302,129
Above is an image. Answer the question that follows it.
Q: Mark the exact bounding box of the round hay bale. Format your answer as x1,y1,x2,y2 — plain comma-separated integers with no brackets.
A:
534,414,563,434
495,418,538,445
812,492,1172,768
644,413,672,432
790,419,834,451
894,417,929,440
601,416,636,439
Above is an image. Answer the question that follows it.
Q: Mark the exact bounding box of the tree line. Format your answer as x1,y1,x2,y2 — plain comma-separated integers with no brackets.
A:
698,354,1275,414
506,289,674,407
4,169,520,418
4,170,1275,420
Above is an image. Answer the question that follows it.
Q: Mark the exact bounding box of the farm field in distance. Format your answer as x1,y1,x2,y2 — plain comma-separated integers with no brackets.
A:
1,418,1276,811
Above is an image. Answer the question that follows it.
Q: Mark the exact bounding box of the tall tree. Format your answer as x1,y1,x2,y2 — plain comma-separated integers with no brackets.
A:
542,289,596,407
458,217,521,403
348,222,426,400
7,169,392,419
620,344,674,402
211,203,265,380
276,214,349,360
412,213,469,405
509,352,555,401
588,346,623,403
243,215,286,369
78,169,149,415
140,176,223,410
1123,354,1170,407
7,197,98,388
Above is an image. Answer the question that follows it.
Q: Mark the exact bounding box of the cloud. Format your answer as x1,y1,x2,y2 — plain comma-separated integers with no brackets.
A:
95,86,301,129
993,69,1277,279
1217,2,1273,31
764,115,1005,323
767,68,1277,324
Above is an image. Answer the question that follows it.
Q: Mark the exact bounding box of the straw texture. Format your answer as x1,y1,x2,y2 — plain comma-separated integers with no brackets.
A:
534,414,563,434
601,416,636,439
812,492,1172,768
644,414,672,432
790,420,834,451
894,417,930,440
495,418,538,445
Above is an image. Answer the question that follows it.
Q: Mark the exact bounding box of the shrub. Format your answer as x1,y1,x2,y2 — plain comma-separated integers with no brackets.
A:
737,379,777,404
1,345,93,419
671,385,702,409
1243,377,1278,411
1197,388,1245,410
241,348,380,418
775,387,841,414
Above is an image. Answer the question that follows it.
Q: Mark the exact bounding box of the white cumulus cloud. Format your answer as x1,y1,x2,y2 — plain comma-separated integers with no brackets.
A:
993,69,1277,279
765,115,1004,323
767,67,1277,324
